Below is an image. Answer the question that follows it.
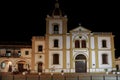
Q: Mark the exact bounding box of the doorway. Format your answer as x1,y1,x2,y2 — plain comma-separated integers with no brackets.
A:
75,54,87,73
18,63,24,72
17,61,26,72
38,62,43,72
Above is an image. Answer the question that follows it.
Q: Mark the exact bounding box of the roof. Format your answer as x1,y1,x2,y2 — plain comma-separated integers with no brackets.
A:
0,41,31,48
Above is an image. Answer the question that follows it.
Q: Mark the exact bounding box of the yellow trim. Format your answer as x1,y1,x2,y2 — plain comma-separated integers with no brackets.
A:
63,35,66,68
45,35,49,68
31,38,35,71
70,33,73,69
111,35,115,68
95,35,99,68
89,35,92,69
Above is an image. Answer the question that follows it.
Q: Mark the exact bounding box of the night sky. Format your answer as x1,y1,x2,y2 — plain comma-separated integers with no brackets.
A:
0,0,120,58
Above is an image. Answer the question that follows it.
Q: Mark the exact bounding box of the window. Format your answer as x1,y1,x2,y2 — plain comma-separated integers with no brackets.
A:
1,62,6,69
38,45,43,52
53,54,59,64
102,40,107,48
53,24,59,34
6,51,11,57
54,39,59,47
25,51,29,55
75,40,80,48
102,54,108,64
81,40,86,48
18,51,21,56
0,49,6,57
74,39,86,48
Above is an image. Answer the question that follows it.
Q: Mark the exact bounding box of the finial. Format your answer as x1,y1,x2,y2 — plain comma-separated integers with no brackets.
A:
55,0,59,8
79,23,82,26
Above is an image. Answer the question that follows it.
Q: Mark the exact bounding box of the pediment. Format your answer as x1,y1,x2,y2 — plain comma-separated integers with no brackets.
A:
70,25,91,33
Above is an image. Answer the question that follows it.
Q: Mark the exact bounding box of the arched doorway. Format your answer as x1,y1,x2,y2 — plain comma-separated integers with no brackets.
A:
0,60,12,72
38,62,43,72
17,61,26,73
75,54,87,73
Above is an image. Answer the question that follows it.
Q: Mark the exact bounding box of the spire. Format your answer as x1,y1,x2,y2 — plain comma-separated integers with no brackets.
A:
52,0,62,16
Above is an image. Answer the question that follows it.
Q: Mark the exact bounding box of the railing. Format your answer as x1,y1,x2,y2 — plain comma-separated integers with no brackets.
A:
0,72,120,80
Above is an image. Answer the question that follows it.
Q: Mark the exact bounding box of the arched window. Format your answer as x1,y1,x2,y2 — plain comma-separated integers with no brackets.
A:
75,40,80,48
53,24,59,34
102,54,108,64
81,40,86,48
75,39,86,48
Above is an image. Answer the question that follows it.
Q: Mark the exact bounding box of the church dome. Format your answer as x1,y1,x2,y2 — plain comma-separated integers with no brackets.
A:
52,0,62,17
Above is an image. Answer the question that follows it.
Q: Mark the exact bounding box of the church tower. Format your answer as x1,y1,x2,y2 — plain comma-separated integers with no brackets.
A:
45,0,68,72
46,0,67,35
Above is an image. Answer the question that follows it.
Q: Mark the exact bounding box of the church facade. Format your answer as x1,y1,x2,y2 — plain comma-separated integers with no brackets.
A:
0,1,116,73
31,1,116,73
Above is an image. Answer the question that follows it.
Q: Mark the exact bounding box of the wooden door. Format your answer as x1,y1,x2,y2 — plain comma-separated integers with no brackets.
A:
75,60,86,73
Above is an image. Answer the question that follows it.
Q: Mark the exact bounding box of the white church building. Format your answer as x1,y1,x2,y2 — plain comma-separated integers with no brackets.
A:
31,1,116,73
0,1,116,73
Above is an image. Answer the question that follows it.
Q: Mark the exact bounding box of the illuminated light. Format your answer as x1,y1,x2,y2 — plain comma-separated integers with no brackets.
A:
8,61,12,65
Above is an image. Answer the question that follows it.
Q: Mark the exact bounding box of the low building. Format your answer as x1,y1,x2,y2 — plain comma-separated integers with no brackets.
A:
0,43,32,72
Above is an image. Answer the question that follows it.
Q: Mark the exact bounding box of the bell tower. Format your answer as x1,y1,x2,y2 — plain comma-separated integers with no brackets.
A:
45,0,68,69
46,0,68,35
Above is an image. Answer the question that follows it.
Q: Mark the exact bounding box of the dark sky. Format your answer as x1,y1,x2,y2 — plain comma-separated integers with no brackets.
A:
0,0,120,58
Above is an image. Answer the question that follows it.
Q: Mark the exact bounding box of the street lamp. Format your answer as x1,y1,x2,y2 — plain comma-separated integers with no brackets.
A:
22,72,26,75
22,72,27,80
61,70,64,75
51,72,53,80
38,72,41,80
61,70,65,80
12,73,14,80
67,63,70,73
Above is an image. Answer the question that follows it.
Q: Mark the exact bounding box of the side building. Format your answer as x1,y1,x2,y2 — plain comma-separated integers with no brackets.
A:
0,43,32,72
115,57,120,71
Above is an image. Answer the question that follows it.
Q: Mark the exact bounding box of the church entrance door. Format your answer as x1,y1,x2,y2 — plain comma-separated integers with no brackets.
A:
75,54,87,73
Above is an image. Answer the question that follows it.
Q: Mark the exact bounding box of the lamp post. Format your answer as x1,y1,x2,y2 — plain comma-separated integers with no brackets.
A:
22,72,27,80
38,72,41,80
12,73,14,80
67,63,70,73
61,70,64,75
51,72,53,80
61,70,65,80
